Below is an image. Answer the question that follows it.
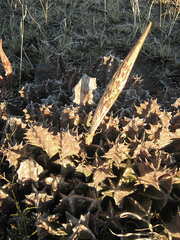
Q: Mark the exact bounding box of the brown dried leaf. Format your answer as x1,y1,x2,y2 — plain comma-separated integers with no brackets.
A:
159,111,171,128
0,102,7,120
101,115,120,142
17,158,44,185
55,195,98,216
92,55,120,88
136,160,154,176
122,167,137,184
135,101,150,116
163,138,180,153
61,129,81,159
172,98,180,109
58,156,76,176
157,128,176,149
136,167,172,192
103,142,129,168
44,175,65,193
61,106,80,128
132,140,155,159
158,173,173,194
135,99,166,127
25,192,54,211
121,117,144,140
70,74,97,106
70,212,96,240
24,103,53,123
36,212,66,238
19,84,40,103
114,189,135,206
4,143,27,168
122,197,150,217
71,223,96,240
145,123,162,141
25,124,60,158
76,163,94,179
170,111,180,132
60,211,96,239
93,162,116,189
0,39,13,88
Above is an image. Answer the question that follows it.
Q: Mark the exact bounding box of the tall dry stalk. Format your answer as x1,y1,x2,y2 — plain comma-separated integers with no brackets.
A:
130,0,141,31
168,5,180,36
39,0,54,25
85,22,152,145
147,0,155,22
19,0,27,87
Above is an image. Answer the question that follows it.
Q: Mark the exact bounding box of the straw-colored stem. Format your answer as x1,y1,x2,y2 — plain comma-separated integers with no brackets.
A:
85,22,152,145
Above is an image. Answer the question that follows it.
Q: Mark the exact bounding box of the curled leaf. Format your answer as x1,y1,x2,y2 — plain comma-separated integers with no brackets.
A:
0,39,12,88
17,158,44,185
70,74,97,106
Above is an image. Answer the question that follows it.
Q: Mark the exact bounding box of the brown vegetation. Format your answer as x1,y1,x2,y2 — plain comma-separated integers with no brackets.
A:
0,0,180,239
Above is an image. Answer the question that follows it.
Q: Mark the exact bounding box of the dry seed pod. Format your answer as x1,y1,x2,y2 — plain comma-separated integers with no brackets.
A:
85,22,152,145
0,39,13,88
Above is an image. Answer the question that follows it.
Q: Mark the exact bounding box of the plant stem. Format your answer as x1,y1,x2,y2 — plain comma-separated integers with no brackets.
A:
19,0,27,87
85,22,152,145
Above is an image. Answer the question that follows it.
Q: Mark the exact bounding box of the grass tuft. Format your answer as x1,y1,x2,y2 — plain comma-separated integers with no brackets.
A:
0,0,179,88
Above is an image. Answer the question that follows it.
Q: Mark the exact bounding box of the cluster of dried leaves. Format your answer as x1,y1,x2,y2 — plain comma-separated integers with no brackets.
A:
0,43,180,239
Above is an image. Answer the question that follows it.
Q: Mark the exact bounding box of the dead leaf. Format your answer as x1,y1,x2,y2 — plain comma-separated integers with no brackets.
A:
103,142,130,168
60,129,81,159
25,124,60,158
17,158,44,185
0,39,12,88
4,143,27,169
25,191,54,211
172,98,180,109
36,212,66,238
76,163,94,179
92,55,120,88
93,162,116,189
136,167,172,192
113,189,135,206
70,74,97,106
61,106,80,128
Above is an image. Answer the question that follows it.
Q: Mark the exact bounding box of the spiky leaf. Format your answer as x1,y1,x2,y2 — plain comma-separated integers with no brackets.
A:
25,124,60,158
60,129,81,159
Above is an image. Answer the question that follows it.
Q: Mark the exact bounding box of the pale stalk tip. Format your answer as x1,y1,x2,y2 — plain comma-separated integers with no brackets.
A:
85,133,94,146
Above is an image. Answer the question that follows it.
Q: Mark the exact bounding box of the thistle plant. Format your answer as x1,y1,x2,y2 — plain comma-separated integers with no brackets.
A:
0,2,180,239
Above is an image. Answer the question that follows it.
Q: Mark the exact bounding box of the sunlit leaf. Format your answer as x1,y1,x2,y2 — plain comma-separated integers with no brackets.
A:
25,124,60,158
0,39,12,88
70,74,97,106
17,158,44,185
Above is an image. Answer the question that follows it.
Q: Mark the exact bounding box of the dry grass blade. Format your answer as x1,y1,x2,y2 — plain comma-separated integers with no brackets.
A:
85,22,152,145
